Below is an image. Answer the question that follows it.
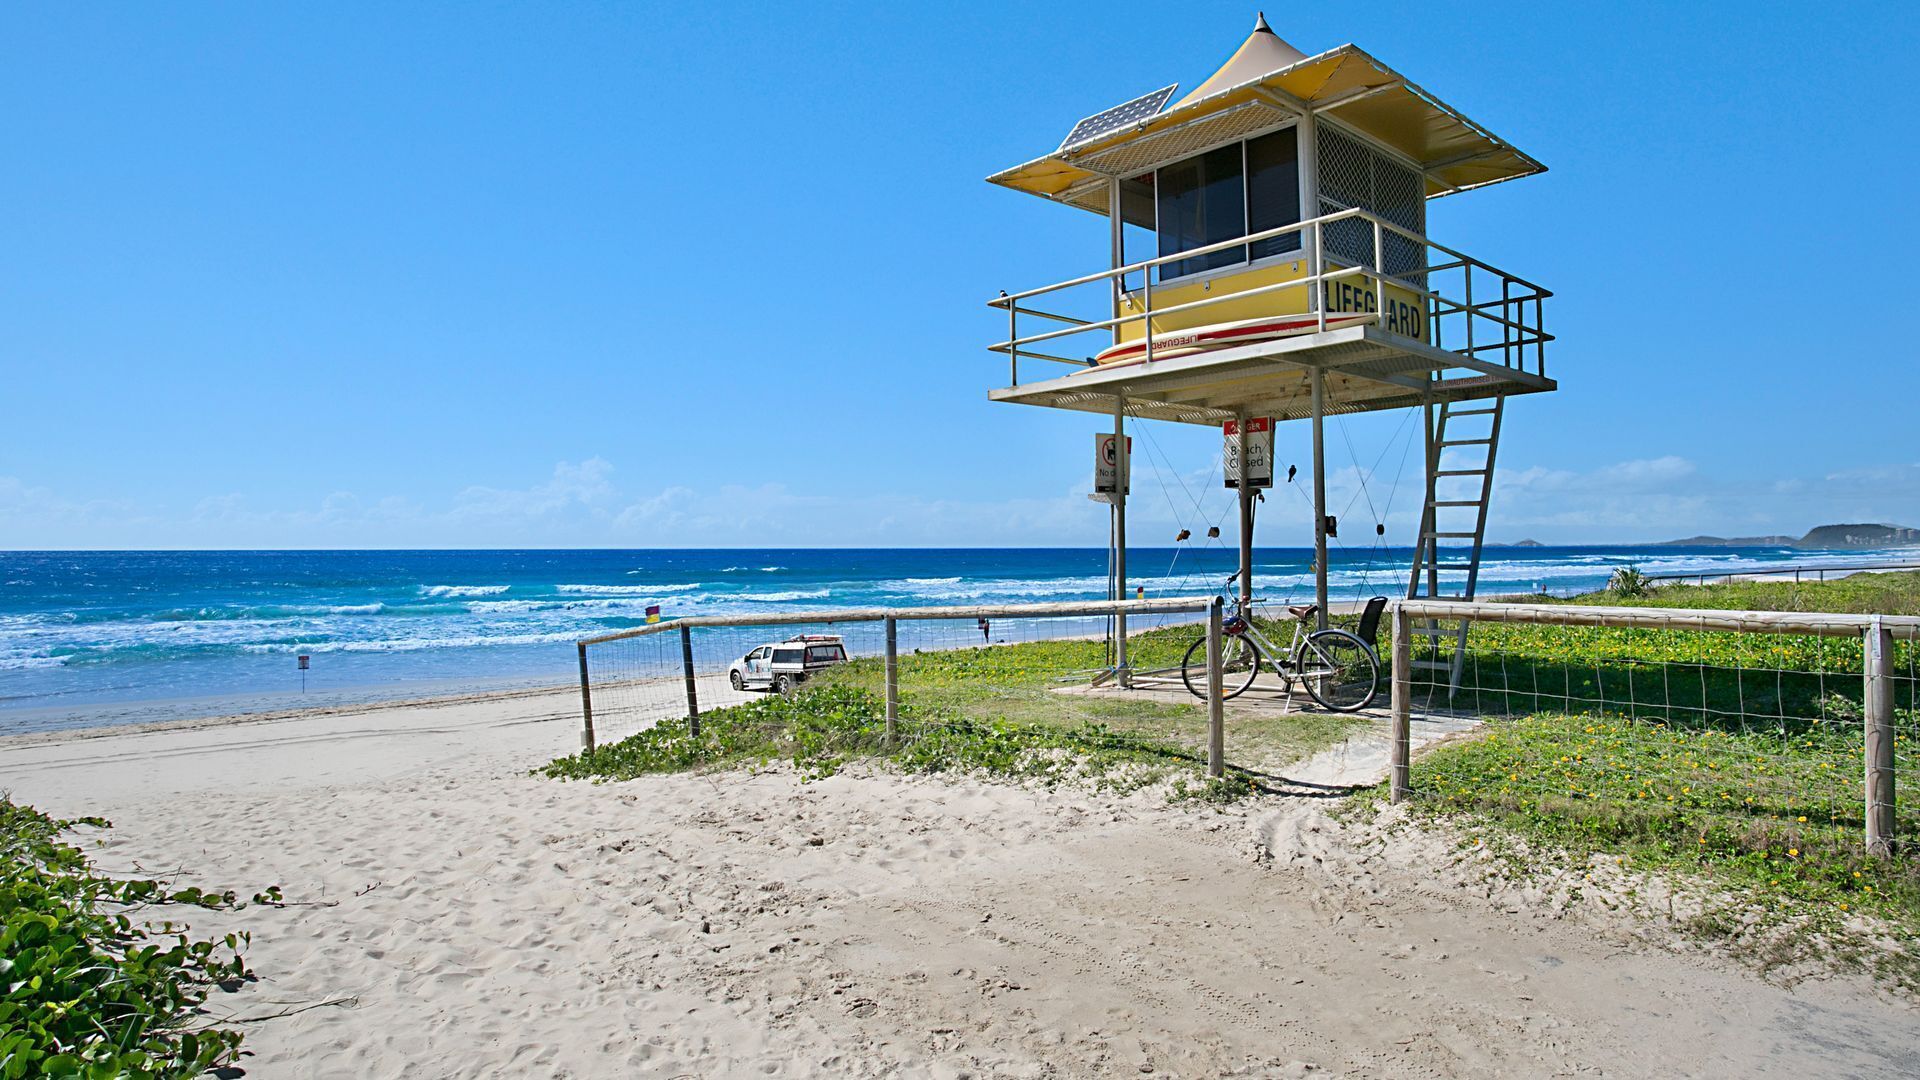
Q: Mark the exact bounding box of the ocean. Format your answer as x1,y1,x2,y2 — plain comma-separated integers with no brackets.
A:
1,546,1910,735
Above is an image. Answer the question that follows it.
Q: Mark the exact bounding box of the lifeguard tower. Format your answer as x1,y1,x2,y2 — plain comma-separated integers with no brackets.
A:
985,14,1555,689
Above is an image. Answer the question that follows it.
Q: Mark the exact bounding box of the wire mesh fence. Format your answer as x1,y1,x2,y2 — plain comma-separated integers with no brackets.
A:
1388,601,1919,858
572,599,1240,781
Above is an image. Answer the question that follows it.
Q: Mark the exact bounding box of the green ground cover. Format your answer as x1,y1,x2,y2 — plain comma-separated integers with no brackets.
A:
1408,572,1920,985
0,797,258,1079
545,619,1371,800
1424,573,1920,726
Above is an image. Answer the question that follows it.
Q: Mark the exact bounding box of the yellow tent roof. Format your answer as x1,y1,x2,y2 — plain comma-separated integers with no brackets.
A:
989,21,1544,212
1172,13,1305,108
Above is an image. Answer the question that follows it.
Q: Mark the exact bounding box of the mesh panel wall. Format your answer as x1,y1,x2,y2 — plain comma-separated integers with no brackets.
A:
1316,124,1426,283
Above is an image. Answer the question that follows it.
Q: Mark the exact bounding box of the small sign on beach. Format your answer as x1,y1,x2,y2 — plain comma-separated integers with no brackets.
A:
1094,434,1132,495
1223,417,1274,488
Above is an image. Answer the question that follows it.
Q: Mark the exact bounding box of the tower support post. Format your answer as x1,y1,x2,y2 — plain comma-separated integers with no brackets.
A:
1109,178,1125,344
1238,417,1254,611
1299,110,1319,304
1310,368,1329,629
1113,390,1130,684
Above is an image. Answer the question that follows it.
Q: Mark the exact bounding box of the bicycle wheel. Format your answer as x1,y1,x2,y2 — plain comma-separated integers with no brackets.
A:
1181,632,1261,700
1300,629,1379,712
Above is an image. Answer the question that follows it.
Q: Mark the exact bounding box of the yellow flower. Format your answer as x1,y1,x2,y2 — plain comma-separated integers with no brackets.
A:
1797,816,1806,823
1788,848,1799,857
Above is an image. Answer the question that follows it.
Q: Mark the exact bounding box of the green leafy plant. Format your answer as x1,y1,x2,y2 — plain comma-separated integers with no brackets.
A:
1401,572,1920,988
1411,711,1920,985
540,674,1298,802
0,797,254,1079
1605,564,1656,598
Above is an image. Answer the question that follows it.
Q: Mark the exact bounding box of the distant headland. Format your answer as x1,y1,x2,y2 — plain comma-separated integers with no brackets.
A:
1656,523,1920,550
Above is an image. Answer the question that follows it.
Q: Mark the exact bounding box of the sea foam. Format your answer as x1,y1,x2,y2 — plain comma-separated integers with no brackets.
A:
418,585,511,598
554,583,699,595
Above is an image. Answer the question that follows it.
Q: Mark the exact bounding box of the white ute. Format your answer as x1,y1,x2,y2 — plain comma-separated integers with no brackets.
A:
727,634,849,693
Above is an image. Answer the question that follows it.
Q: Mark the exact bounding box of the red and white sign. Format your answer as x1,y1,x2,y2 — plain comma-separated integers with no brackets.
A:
1094,433,1133,495
1224,417,1274,489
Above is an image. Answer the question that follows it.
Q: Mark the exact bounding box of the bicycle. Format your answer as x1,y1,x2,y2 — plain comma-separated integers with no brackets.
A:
1180,577,1381,711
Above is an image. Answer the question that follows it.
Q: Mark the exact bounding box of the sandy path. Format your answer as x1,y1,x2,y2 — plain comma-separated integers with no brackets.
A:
3,692,1915,1078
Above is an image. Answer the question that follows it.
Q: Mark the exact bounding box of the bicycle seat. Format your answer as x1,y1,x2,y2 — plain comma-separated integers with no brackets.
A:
1286,604,1319,622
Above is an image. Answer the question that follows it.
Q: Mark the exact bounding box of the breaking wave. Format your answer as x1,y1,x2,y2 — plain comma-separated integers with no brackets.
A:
418,584,510,598
737,589,831,603
554,583,699,595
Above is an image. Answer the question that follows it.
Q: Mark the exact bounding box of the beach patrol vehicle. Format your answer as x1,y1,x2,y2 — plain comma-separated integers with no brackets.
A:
728,634,848,693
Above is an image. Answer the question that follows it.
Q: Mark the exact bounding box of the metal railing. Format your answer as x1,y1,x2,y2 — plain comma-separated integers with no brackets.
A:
987,206,1552,386
1645,560,1920,587
574,596,1227,774
1387,599,1915,857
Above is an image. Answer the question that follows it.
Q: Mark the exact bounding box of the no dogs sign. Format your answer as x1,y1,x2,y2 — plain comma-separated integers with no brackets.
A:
1094,433,1132,495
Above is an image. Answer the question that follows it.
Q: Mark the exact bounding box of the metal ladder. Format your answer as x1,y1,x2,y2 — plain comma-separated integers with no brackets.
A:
1405,396,1505,695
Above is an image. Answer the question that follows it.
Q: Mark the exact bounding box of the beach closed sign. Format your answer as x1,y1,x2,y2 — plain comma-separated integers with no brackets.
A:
1223,417,1274,488
1093,433,1132,495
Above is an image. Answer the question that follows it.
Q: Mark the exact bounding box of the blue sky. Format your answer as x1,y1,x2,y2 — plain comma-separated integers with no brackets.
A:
4,1,1917,549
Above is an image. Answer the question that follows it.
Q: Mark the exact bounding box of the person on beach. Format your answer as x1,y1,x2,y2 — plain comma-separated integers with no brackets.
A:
978,617,990,643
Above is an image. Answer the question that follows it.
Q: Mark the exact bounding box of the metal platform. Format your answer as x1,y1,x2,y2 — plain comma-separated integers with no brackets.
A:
989,322,1554,427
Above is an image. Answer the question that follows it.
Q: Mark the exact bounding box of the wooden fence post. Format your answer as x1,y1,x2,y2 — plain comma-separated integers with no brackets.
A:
576,641,596,754
1207,597,1224,778
1865,616,1896,857
884,617,899,748
680,623,701,738
1391,603,1411,803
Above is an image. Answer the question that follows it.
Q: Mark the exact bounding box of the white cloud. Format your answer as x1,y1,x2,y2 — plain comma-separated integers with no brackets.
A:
452,458,616,520
5,451,1920,549
0,475,151,538
1490,455,1711,535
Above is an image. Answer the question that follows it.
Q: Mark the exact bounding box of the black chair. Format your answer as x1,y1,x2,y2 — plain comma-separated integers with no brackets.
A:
1354,596,1389,656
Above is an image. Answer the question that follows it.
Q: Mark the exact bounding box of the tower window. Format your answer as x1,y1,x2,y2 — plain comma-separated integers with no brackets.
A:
1157,144,1245,280
1151,125,1304,283
1246,127,1302,260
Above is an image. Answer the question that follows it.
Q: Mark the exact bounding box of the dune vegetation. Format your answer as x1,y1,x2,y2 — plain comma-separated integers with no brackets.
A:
1407,572,1920,986
543,619,1371,801
0,797,264,1079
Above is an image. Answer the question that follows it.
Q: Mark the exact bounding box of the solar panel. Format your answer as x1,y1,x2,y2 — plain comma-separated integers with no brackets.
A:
1058,83,1178,151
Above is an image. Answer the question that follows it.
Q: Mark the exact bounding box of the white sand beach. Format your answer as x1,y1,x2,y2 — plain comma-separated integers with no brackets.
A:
4,691,1917,1078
